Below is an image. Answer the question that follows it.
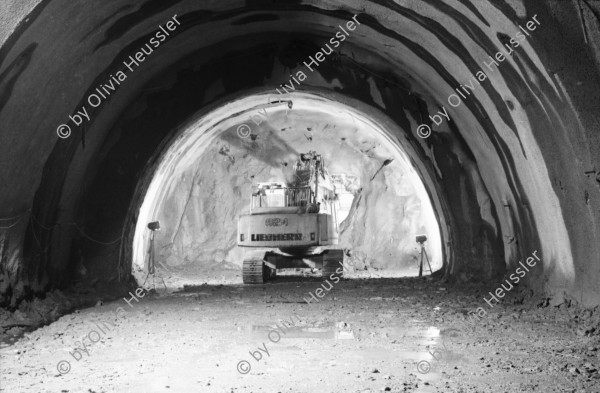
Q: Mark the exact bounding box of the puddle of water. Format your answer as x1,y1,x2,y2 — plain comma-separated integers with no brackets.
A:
335,331,355,339
248,325,335,339
242,321,457,383
385,322,441,345
245,320,445,345
247,322,355,340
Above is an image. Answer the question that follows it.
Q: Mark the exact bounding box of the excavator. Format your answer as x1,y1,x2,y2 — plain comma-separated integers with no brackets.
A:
237,151,344,283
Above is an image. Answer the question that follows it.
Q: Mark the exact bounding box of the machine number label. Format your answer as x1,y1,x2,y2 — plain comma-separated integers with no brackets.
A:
251,233,303,241
265,218,288,227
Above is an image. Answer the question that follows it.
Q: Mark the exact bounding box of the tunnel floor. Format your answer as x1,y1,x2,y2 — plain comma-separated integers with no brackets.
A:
1,277,599,393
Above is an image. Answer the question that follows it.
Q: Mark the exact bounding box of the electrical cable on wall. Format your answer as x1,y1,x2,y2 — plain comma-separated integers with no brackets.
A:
338,53,414,94
0,211,122,246
0,216,25,229
0,209,31,229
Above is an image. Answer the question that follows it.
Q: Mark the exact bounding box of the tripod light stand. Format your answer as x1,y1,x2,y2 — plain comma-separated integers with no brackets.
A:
142,221,167,293
416,235,433,277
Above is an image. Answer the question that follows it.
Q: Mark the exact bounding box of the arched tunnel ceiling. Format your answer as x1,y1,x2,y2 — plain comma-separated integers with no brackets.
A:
0,0,599,307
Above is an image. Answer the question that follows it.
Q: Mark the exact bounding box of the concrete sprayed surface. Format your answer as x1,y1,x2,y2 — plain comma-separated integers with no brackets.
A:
2,278,599,393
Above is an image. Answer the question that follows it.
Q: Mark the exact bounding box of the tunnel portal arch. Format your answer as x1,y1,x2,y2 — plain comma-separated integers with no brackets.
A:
126,90,445,284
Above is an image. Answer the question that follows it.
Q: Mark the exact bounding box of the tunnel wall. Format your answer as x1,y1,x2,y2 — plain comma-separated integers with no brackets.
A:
0,0,599,307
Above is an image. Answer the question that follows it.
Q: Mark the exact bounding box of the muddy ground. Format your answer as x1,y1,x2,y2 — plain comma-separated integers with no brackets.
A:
1,276,599,392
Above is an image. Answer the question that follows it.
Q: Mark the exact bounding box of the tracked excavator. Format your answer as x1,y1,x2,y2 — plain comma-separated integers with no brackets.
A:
237,151,344,284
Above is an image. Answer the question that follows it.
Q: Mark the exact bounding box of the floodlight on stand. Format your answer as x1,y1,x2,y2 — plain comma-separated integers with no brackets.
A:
143,220,167,293
416,234,432,277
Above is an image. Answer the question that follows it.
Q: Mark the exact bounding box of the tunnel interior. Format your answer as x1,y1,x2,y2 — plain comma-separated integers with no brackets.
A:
1,0,600,391
0,0,597,307
131,91,443,287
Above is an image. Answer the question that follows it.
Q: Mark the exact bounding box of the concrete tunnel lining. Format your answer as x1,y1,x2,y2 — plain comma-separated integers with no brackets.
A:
130,90,444,283
1,0,600,391
0,0,597,308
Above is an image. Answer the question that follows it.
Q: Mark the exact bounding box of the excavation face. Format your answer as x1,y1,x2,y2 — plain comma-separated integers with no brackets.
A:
132,92,442,286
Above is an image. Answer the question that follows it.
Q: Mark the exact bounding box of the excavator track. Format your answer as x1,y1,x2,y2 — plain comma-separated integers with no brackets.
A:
242,258,267,284
322,249,344,280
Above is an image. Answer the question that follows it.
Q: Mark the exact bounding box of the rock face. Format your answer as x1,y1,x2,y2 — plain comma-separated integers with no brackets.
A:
146,110,441,283
338,167,438,274
0,1,599,306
